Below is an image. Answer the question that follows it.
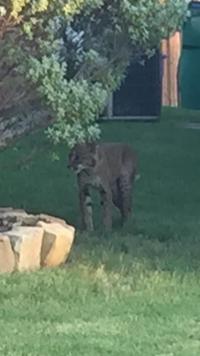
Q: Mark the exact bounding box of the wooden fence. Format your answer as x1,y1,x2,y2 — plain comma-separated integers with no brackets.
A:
161,32,182,107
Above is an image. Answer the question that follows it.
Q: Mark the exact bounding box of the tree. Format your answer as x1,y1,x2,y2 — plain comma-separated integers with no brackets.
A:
0,0,187,148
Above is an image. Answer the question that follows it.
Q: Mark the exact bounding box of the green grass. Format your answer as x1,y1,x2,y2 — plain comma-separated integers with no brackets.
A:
0,107,200,355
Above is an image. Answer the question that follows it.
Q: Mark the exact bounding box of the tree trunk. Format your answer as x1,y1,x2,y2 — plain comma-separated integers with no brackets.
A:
0,109,54,149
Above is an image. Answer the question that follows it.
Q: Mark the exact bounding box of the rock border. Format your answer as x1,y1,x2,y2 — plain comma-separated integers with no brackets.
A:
0,208,75,273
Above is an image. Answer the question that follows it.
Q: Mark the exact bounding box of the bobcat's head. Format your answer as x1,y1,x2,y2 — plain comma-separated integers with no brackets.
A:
68,143,97,174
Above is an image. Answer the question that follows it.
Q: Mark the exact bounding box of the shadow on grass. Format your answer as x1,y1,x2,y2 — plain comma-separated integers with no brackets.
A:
68,223,200,278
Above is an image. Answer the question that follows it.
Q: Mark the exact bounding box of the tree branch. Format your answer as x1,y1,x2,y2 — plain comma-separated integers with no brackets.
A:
0,109,54,148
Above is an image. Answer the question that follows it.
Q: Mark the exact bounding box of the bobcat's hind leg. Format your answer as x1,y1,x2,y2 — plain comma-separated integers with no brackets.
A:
118,174,133,226
100,188,113,231
111,180,122,211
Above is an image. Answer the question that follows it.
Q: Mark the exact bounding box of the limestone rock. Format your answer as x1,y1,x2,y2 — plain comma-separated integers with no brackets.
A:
6,226,44,271
0,235,15,273
0,209,29,228
0,207,14,213
0,208,75,273
37,214,67,227
37,221,75,267
0,208,68,229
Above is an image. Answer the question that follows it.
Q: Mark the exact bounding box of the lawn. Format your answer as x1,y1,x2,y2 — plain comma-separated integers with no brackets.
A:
0,107,200,355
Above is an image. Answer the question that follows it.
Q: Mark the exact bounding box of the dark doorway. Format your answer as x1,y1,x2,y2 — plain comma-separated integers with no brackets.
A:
103,50,162,120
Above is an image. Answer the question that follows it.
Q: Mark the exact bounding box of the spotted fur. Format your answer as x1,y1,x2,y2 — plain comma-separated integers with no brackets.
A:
68,142,138,231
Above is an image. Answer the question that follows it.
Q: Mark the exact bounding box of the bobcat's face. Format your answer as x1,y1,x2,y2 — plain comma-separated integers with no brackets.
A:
68,143,97,174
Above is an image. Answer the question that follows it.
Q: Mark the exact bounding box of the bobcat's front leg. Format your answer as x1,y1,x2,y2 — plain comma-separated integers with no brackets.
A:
100,188,112,231
79,187,94,231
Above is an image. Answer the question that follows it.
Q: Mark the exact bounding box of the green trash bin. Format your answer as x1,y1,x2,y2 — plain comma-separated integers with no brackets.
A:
179,1,200,109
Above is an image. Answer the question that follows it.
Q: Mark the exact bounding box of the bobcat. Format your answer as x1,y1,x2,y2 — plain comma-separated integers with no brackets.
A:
68,142,138,231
